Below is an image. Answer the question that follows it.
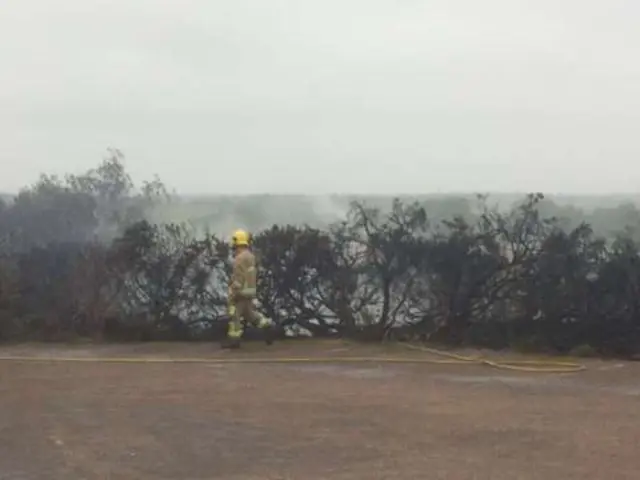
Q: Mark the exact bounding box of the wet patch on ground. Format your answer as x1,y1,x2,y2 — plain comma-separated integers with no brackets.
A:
286,364,400,379
432,372,640,396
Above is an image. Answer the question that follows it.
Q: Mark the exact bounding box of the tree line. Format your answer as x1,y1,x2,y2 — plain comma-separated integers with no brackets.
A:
1,152,640,357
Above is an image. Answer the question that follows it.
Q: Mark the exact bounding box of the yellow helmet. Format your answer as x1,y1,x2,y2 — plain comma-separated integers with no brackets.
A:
231,229,250,247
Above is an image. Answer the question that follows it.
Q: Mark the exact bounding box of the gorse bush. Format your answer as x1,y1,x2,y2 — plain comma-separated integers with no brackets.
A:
1,153,640,356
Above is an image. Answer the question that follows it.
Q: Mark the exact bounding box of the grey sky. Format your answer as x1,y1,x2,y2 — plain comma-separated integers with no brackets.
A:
1,0,639,194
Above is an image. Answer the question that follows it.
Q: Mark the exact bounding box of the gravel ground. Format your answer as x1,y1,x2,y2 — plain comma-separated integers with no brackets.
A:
1,341,639,479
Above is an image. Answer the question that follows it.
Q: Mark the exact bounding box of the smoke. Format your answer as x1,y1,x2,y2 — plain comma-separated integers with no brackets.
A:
306,195,350,227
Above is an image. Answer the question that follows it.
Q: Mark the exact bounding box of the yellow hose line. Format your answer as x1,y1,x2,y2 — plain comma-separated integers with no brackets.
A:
0,355,466,365
0,344,586,373
400,343,587,373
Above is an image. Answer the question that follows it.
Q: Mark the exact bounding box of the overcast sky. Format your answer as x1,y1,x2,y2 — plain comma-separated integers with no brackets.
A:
1,0,639,194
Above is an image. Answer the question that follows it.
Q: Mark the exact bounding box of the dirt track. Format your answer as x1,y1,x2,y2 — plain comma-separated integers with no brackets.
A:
1,341,639,479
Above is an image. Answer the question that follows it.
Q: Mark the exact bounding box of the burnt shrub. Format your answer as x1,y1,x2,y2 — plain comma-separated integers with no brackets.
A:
2,155,640,356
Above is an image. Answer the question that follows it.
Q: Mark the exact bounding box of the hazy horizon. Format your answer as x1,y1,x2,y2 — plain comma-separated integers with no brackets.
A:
2,1,639,194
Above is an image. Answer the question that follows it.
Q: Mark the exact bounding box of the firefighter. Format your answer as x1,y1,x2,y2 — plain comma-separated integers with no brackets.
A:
222,229,274,349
